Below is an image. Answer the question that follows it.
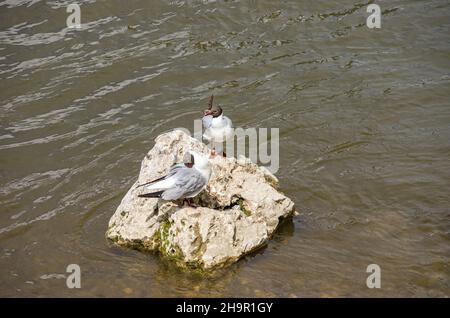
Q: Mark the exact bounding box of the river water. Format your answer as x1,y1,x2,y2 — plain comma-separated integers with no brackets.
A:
0,0,449,297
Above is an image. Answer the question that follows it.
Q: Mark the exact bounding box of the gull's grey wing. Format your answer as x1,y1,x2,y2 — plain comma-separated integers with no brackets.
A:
161,168,206,200
202,115,213,130
137,163,185,188
168,162,185,172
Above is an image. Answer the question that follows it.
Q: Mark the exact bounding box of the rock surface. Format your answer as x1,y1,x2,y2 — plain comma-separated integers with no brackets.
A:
106,130,296,270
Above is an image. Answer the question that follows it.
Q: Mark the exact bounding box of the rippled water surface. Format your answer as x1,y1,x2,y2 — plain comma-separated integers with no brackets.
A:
1,0,449,297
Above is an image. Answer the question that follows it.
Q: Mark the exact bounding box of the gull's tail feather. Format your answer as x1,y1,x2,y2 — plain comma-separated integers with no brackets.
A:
136,175,167,189
208,95,214,110
138,190,164,198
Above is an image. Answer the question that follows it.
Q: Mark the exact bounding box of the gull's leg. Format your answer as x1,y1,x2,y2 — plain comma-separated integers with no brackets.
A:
209,148,217,158
215,142,226,157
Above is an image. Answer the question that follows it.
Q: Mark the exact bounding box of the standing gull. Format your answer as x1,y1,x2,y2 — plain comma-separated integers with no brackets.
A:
137,151,211,206
202,95,233,156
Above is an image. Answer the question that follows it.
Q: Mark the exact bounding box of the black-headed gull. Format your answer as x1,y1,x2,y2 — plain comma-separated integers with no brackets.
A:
202,95,233,156
137,151,212,206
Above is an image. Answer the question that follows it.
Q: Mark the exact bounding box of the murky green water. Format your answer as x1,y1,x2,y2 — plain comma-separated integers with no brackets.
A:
1,0,449,297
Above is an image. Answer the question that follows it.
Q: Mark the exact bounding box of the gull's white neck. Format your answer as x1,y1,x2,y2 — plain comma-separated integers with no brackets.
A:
211,114,225,128
194,164,211,181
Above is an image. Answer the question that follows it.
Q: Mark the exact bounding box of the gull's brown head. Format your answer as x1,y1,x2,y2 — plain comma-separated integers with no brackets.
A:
183,152,194,168
203,95,223,118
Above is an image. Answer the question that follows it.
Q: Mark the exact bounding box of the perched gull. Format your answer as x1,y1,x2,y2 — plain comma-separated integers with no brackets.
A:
137,151,211,206
202,95,233,156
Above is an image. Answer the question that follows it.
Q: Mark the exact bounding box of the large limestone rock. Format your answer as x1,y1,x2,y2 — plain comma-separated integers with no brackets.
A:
106,130,296,270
